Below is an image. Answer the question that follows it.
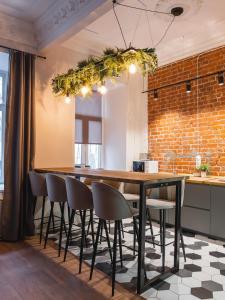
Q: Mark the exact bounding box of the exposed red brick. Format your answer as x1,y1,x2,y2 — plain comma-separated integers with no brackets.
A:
148,46,225,175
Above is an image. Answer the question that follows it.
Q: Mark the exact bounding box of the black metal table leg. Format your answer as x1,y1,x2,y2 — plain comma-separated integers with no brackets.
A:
137,183,146,294
174,180,182,269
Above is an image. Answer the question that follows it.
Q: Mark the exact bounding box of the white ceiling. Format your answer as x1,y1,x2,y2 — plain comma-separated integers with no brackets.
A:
63,0,225,65
0,0,55,21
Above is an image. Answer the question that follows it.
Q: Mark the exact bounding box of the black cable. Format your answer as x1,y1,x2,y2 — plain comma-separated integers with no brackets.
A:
114,0,172,16
154,15,175,48
113,2,128,49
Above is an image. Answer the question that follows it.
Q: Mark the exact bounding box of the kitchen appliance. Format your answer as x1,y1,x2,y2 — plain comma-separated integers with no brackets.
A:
133,160,158,173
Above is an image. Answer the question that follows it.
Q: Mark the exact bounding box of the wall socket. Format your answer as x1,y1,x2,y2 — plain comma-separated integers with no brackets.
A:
196,155,201,168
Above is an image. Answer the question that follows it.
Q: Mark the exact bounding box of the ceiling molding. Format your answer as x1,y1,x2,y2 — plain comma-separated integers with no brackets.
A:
35,0,112,50
0,11,37,53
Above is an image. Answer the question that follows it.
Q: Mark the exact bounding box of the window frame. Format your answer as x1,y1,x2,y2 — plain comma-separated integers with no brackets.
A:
75,113,102,145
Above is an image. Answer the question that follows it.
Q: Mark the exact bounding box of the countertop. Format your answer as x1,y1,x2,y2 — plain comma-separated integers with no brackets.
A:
186,175,225,187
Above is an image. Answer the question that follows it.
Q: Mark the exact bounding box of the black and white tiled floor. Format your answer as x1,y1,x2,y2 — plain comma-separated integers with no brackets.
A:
51,218,225,299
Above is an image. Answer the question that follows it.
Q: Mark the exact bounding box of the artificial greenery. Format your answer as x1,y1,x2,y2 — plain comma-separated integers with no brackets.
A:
197,164,209,172
52,47,158,96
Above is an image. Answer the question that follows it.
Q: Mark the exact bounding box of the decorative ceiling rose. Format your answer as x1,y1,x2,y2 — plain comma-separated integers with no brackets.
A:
52,47,158,98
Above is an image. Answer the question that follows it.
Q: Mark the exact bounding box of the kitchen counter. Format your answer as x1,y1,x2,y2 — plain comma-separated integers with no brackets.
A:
186,175,225,187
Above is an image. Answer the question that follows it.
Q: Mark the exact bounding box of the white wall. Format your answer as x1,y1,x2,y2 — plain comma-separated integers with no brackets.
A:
35,46,86,168
102,85,128,170
103,74,148,171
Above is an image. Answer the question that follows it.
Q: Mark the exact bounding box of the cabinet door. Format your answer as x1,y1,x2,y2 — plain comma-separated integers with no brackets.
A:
184,183,211,209
211,186,225,239
182,207,210,234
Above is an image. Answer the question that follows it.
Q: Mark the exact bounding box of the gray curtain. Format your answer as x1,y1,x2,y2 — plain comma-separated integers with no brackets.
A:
2,51,35,241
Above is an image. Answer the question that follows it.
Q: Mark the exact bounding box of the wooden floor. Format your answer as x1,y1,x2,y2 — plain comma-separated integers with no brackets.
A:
0,237,142,300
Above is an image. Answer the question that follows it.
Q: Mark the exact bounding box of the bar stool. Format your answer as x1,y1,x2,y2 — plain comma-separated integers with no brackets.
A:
29,171,48,244
90,182,139,297
147,179,186,271
44,174,67,257
64,177,109,273
122,183,155,247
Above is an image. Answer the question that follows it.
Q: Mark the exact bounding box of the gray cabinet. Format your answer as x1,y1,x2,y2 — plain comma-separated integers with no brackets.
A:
149,182,225,240
210,186,225,239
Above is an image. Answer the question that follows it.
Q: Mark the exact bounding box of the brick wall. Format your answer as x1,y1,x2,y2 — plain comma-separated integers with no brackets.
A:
148,46,225,176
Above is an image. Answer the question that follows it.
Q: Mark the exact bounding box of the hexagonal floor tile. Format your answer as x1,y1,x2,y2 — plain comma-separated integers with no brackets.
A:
209,251,225,258
176,269,193,278
211,262,225,270
157,290,178,300
202,280,223,292
154,279,170,290
170,283,191,295
186,253,202,260
182,277,202,288
146,252,161,260
191,287,213,299
184,264,202,272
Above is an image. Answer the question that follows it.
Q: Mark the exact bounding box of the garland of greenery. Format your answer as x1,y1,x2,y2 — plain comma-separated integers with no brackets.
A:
52,47,158,97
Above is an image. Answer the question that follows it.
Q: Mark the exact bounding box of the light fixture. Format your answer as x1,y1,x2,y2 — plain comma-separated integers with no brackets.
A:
80,86,90,97
64,94,71,104
153,89,158,100
98,84,108,95
129,63,137,74
218,72,224,85
186,80,191,93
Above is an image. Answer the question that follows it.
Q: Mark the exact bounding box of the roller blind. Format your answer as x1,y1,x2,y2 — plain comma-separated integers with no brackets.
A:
75,93,102,144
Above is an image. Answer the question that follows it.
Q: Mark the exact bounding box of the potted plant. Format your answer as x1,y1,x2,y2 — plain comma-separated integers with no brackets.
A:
197,164,209,177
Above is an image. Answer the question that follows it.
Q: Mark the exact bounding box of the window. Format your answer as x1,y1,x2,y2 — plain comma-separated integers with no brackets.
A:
0,52,9,184
75,93,102,169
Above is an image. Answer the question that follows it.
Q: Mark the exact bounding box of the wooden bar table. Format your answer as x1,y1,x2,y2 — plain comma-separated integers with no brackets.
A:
36,167,186,294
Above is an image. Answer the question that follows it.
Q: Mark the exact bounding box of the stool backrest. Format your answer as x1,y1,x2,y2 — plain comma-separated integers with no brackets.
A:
102,180,121,190
29,171,47,197
65,177,93,210
124,182,152,196
92,182,133,221
46,174,67,203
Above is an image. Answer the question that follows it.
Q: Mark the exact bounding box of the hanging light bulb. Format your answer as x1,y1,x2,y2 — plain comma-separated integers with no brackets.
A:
98,84,107,95
64,94,71,104
153,89,158,100
129,63,137,74
186,80,191,93
80,86,89,97
218,72,224,86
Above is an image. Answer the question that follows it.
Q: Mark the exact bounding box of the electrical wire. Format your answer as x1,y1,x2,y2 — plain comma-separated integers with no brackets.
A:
154,15,175,48
114,1,172,15
113,2,128,49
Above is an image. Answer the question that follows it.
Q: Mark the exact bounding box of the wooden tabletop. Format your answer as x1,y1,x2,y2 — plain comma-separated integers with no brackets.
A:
35,167,186,184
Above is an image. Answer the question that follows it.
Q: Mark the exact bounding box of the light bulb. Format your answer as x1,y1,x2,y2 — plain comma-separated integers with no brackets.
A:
81,86,89,97
129,63,137,74
64,95,71,104
98,85,107,95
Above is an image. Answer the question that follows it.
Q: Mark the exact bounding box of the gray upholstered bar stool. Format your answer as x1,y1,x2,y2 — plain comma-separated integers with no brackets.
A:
64,177,107,273
123,183,155,247
90,182,139,297
146,179,186,271
29,171,48,244
44,174,68,257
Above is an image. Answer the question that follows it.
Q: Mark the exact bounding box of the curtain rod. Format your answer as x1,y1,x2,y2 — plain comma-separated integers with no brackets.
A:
143,68,225,93
0,44,46,60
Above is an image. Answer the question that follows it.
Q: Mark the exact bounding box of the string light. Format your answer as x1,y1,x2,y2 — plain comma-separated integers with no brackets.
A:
80,86,90,97
64,94,71,104
98,84,108,95
129,63,137,74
